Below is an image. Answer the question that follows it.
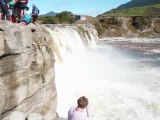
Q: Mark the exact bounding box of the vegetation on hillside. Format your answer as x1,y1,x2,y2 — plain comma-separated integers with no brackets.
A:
94,20,104,37
38,11,76,24
132,17,152,30
56,11,76,23
117,0,160,9
102,3,160,17
94,17,123,37
95,0,160,38
144,7,160,16
93,16,154,37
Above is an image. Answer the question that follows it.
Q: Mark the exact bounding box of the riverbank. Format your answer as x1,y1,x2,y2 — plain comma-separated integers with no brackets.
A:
95,17,160,38
98,37,160,54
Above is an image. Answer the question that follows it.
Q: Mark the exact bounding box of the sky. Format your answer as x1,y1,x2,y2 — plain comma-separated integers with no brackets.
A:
28,0,131,16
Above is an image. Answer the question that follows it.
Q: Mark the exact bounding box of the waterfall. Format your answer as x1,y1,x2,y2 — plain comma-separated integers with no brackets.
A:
44,24,98,62
44,25,160,120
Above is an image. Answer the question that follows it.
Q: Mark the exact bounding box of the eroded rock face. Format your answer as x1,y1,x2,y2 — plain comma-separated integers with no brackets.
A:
96,17,160,38
2,111,26,120
0,21,57,120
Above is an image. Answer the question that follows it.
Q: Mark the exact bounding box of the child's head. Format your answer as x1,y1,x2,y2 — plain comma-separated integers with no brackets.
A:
24,6,29,11
32,4,36,7
77,96,89,108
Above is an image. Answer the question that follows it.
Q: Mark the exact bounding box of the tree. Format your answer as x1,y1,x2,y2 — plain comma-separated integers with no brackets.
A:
56,11,76,24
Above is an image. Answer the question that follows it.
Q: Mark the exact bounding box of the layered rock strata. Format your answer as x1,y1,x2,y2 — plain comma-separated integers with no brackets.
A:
0,21,57,120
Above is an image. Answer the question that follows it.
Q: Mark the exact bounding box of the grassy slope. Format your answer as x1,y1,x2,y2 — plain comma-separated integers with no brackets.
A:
103,3,160,16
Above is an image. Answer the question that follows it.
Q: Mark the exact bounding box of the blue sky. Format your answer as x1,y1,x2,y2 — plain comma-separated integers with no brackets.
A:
28,0,130,16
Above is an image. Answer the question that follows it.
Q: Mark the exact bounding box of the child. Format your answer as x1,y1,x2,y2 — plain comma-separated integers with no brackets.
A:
21,10,31,25
32,4,39,24
68,96,92,120
8,0,16,22
14,0,28,22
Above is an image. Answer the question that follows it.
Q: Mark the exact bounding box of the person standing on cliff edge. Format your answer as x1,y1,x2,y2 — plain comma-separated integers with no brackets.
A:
0,0,10,20
68,96,93,120
32,4,39,24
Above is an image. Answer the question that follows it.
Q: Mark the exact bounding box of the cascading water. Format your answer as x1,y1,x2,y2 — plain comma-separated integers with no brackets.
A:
45,25,160,120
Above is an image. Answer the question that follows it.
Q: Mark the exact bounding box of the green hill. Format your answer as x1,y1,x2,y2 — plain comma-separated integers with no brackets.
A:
117,0,160,9
101,3,160,17
43,11,57,16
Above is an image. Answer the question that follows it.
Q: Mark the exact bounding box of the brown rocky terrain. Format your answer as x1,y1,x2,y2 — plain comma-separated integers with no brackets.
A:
94,17,160,38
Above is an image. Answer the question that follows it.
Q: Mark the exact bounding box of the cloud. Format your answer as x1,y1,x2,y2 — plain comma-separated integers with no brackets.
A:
80,9,104,17
52,2,68,8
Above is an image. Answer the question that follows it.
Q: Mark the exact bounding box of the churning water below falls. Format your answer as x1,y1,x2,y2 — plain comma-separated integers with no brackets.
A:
47,26,160,120
55,41,160,120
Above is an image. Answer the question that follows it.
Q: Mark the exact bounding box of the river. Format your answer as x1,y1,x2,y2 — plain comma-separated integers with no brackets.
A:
55,38,160,120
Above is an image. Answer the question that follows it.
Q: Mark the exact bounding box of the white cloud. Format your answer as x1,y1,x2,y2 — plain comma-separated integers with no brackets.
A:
80,9,104,17
52,2,70,8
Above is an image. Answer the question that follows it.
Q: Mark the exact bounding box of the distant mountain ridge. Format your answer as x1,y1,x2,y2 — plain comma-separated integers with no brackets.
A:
43,11,57,16
117,0,160,9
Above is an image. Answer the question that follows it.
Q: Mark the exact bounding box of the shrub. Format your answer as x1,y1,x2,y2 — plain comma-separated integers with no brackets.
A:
132,17,151,30
38,11,76,24
98,17,121,29
56,11,76,24
94,20,104,37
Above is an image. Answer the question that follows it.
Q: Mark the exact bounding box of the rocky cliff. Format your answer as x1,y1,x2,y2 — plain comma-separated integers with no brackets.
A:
0,21,57,120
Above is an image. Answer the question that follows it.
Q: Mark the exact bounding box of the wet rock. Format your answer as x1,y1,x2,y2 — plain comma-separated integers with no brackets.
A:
28,113,43,120
2,111,26,120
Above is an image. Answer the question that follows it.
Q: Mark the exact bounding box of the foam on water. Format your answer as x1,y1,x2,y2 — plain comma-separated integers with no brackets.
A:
45,26,160,120
55,45,160,120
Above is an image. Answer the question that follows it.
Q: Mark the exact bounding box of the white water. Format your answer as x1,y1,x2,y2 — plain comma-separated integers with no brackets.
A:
46,26,160,120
